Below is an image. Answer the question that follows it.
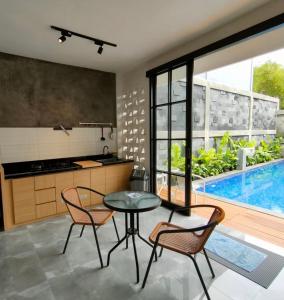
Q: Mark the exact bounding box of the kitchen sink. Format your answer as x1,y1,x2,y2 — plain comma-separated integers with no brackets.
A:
96,157,124,164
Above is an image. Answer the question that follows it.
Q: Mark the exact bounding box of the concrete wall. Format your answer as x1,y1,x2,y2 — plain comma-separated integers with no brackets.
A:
155,77,278,155
0,52,118,163
276,110,284,137
0,52,116,127
116,0,284,171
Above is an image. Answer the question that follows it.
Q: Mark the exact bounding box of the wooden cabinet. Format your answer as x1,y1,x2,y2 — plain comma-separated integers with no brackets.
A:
12,177,35,224
5,161,134,229
74,169,91,207
55,171,74,213
35,188,55,204
105,163,133,194
36,202,56,218
90,167,106,205
35,174,55,190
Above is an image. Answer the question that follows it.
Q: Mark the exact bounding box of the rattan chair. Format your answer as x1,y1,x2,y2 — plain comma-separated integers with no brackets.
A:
142,204,225,300
61,186,120,268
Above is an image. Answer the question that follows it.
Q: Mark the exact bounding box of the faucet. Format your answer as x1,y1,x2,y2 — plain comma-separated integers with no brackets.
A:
103,145,109,155
59,124,70,136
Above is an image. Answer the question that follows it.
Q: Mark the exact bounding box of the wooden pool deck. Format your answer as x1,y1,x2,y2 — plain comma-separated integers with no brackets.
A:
158,187,284,248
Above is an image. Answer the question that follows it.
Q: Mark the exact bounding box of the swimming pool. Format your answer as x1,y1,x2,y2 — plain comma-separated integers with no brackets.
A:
198,160,284,215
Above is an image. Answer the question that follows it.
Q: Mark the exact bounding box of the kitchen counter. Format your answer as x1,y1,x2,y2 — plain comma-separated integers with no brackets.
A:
2,154,133,179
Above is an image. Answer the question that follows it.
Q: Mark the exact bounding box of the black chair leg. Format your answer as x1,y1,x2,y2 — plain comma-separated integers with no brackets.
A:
142,243,158,288
79,225,85,238
159,247,164,257
92,224,104,269
190,255,211,300
203,249,215,278
112,216,120,242
62,223,74,254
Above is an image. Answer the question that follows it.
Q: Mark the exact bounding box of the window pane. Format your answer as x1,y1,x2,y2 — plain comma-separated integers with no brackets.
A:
172,66,186,102
156,172,168,200
156,105,168,138
171,102,186,138
171,140,186,174
156,140,168,171
156,73,168,105
171,175,185,206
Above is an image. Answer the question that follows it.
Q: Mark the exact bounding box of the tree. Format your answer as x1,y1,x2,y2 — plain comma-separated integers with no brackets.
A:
253,60,284,109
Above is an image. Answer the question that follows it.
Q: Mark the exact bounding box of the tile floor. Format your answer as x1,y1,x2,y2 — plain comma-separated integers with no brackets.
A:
0,207,283,300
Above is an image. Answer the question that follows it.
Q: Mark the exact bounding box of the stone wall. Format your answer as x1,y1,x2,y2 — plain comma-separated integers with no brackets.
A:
156,78,279,154
0,52,116,127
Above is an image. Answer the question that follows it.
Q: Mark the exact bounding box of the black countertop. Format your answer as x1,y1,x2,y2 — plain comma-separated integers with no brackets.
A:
2,154,134,179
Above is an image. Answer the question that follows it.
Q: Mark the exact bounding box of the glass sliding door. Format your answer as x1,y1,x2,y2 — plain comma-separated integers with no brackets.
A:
150,61,193,209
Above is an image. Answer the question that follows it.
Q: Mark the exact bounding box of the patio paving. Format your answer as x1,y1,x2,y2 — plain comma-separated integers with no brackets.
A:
1,206,284,300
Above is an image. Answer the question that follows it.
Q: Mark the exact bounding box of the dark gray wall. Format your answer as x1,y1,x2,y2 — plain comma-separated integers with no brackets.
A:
0,52,116,127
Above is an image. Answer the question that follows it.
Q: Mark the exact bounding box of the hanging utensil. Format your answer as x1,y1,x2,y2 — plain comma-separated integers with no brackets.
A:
101,127,106,141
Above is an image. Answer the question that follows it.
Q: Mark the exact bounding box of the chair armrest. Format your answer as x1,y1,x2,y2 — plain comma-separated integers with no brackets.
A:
76,186,106,197
168,204,220,222
156,221,218,242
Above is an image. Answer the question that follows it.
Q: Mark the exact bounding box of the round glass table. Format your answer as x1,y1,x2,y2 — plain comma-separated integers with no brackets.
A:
104,191,161,283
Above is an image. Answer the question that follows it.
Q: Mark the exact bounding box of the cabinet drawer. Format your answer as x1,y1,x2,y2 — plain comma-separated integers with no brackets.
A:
35,174,55,190
35,188,56,204
12,177,35,224
36,202,56,218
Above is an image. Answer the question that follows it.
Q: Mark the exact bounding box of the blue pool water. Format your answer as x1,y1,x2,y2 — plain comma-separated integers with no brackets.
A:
199,161,284,214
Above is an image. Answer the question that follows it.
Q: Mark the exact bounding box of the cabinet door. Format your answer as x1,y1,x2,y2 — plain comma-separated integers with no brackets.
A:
55,171,74,213
12,177,35,224
105,163,133,194
90,167,106,205
35,188,56,204
74,169,91,207
36,202,56,218
35,174,55,190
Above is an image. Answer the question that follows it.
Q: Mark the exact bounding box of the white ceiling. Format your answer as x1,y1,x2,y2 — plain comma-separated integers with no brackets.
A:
0,0,271,73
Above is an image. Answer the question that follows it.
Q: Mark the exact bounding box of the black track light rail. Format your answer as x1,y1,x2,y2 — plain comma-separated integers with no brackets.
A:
50,25,117,47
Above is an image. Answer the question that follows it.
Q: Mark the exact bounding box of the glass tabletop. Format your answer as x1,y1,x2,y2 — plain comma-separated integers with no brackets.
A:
103,191,161,213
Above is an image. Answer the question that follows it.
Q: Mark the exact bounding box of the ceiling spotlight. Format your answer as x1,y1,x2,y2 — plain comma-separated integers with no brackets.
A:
98,45,103,54
57,30,71,44
58,35,66,43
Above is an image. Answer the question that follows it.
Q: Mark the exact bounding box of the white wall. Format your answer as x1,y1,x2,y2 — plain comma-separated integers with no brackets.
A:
0,128,117,163
116,0,284,171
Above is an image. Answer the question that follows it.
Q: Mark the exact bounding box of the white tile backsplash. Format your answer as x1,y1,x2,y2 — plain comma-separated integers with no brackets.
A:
0,127,117,163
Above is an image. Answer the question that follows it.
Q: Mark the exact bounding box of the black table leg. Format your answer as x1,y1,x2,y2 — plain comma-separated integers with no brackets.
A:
125,213,129,249
106,211,156,283
130,213,139,283
107,234,128,266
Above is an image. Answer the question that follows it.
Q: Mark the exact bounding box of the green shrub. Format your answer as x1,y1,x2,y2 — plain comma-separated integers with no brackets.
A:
169,133,283,178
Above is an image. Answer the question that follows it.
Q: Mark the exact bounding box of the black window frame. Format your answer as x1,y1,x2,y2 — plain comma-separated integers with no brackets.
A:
148,13,284,214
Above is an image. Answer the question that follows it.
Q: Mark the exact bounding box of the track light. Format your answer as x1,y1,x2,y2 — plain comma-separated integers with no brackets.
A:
97,45,103,54
51,25,117,55
57,30,71,44
58,35,66,43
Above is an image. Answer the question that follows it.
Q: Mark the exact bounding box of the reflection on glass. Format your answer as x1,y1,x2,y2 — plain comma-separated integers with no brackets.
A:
172,66,186,102
156,105,168,138
156,172,168,200
171,175,185,205
171,140,186,174
171,102,186,138
156,73,168,105
156,141,168,171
